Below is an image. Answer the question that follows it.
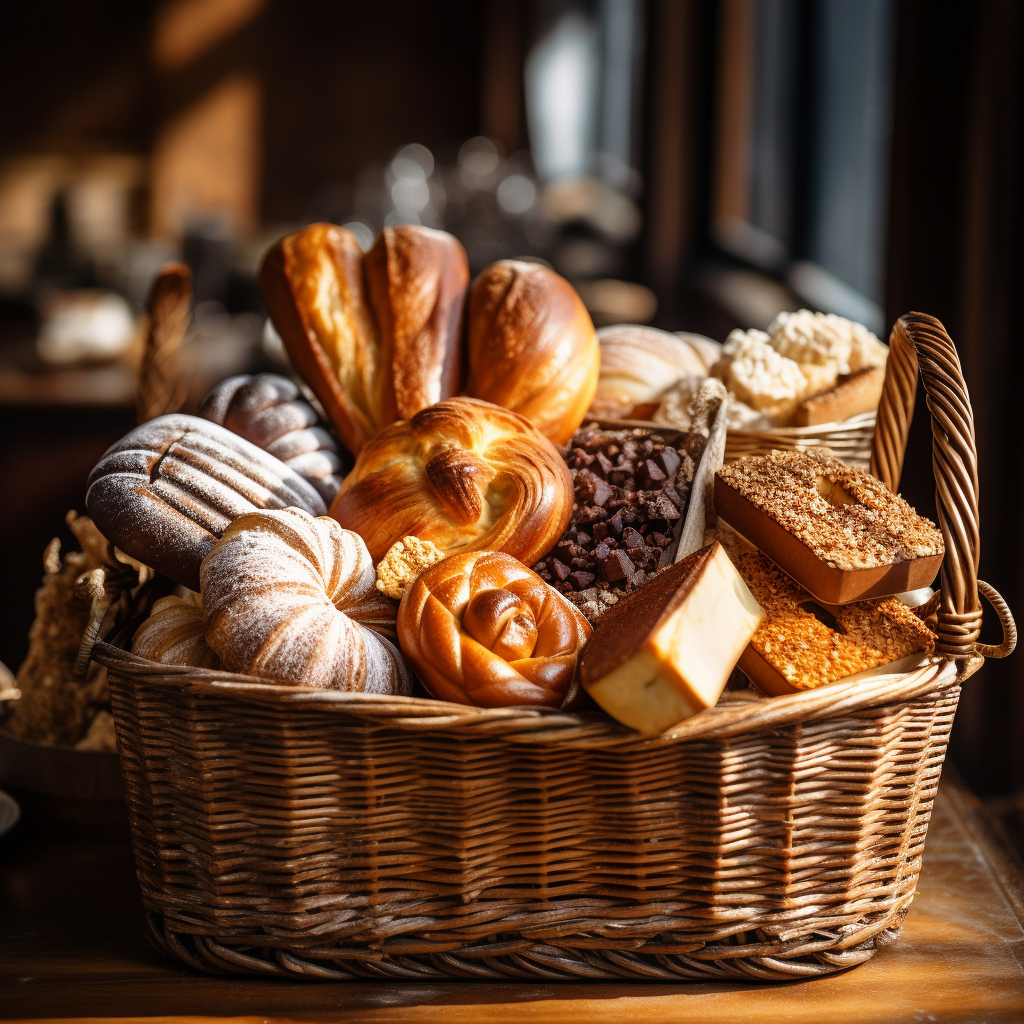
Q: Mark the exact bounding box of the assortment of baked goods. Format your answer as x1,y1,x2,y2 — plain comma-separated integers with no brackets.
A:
259,223,599,452
25,221,949,742
590,308,890,433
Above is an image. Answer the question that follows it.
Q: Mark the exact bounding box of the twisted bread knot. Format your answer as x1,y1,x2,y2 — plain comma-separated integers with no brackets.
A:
331,397,573,564
201,507,410,693
397,550,591,708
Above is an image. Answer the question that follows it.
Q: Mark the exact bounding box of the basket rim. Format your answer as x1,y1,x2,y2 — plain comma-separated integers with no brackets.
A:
96,639,967,750
727,411,877,438
601,411,876,439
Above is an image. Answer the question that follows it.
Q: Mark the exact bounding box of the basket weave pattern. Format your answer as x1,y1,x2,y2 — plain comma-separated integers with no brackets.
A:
725,412,875,469
98,314,1014,981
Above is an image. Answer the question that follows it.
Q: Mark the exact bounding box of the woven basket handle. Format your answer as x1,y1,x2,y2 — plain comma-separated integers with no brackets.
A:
870,312,1015,660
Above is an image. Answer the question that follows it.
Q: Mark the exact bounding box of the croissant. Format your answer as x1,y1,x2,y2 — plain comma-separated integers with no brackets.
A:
398,551,592,707
465,260,599,444
201,508,409,691
589,325,714,420
131,593,222,669
199,373,345,503
259,222,468,455
329,397,573,564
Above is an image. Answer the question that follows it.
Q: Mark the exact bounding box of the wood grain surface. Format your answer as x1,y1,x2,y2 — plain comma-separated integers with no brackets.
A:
2,773,1022,1023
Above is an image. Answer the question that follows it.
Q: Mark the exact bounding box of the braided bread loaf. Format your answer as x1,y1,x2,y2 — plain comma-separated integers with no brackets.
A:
398,551,591,708
131,593,221,669
330,397,573,564
201,508,409,692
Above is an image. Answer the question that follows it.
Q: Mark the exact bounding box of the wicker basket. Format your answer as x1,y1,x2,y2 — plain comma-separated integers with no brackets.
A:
93,314,1015,982
725,411,875,468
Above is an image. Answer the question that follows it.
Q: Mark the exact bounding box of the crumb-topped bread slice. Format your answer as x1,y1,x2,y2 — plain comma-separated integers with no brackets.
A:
717,449,943,571
734,549,935,694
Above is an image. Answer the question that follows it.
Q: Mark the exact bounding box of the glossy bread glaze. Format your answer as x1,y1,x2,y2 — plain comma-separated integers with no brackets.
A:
465,260,599,445
259,223,468,454
330,397,573,564
398,550,591,707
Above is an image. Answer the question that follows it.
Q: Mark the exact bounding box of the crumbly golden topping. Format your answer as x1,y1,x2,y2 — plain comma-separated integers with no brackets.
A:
768,308,888,374
719,329,809,421
717,448,944,570
375,536,447,600
736,550,935,689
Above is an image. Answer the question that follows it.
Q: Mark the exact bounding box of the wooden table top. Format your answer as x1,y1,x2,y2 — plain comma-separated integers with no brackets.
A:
2,773,1023,1023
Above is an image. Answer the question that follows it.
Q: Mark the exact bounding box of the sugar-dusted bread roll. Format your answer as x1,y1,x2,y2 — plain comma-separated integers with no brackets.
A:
590,324,711,419
131,592,221,669
86,414,327,591
398,550,591,708
465,260,599,445
259,222,468,455
330,397,573,564
201,508,409,692
199,373,344,503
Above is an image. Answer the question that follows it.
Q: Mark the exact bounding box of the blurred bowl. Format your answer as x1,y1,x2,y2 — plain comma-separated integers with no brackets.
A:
0,730,123,802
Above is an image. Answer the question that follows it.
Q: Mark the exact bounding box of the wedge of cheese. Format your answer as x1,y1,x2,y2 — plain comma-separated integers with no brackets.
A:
580,542,764,735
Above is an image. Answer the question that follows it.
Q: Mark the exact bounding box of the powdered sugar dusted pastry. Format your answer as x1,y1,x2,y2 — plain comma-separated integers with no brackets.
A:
199,373,344,503
201,508,410,692
86,415,327,591
132,592,221,669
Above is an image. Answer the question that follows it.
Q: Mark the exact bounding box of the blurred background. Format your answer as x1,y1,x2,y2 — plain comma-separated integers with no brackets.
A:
0,0,1021,826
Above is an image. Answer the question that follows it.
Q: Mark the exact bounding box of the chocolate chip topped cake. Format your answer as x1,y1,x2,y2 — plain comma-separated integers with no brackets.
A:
532,422,706,623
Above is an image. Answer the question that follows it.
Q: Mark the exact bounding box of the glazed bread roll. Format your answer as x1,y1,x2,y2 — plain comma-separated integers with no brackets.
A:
398,550,591,707
330,397,573,564
364,224,468,426
465,260,599,445
131,593,221,669
259,222,468,455
590,325,711,419
199,373,344,503
201,508,409,692
86,415,327,591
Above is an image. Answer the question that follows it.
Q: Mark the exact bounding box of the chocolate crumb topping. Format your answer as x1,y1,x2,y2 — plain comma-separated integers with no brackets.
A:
532,422,704,623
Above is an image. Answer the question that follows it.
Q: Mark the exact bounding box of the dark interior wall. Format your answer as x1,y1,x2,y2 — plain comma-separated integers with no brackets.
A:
2,1,485,222
259,0,485,224
0,2,158,155
885,0,1024,794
